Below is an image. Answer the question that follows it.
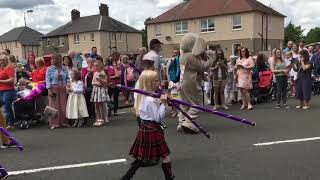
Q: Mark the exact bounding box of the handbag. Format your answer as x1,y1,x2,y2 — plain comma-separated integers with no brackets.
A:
44,106,58,118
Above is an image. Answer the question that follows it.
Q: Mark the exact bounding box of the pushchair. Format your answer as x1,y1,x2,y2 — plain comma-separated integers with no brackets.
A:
312,75,320,95
250,70,274,104
12,85,43,129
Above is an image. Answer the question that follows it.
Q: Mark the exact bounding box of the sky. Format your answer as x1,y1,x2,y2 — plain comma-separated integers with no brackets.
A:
0,0,319,36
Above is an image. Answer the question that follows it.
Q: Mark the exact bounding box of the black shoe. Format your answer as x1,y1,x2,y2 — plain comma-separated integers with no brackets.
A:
1,142,16,149
162,162,175,180
121,160,141,180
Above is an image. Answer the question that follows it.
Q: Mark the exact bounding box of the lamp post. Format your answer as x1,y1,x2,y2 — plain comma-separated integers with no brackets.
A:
24,9,33,27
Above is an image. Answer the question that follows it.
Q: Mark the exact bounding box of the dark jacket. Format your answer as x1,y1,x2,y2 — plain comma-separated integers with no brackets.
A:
211,58,228,80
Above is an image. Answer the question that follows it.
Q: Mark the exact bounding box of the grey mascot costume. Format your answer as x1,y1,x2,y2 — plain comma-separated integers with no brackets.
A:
178,33,215,133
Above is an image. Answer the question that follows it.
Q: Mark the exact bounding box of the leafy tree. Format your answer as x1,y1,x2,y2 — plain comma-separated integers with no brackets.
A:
305,27,320,44
284,21,304,46
143,17,153,49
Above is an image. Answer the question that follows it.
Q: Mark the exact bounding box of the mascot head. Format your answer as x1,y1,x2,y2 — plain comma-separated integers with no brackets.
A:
180,33,207,57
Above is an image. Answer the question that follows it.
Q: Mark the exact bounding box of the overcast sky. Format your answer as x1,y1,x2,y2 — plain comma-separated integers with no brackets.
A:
0,0,318,35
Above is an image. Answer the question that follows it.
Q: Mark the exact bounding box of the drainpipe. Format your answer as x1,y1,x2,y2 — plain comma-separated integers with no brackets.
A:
261,14,264,51
109,32,111,55
266,15,269,50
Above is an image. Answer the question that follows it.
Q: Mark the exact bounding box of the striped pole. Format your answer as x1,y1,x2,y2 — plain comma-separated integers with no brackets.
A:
116,85,256,127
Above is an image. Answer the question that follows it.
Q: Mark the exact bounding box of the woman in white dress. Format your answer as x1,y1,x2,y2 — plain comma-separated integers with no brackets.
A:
66,69,89,127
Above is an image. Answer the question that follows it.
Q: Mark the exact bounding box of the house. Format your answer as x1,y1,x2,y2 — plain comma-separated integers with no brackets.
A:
42,3,142,58
0,26,43,59
146,0,286,57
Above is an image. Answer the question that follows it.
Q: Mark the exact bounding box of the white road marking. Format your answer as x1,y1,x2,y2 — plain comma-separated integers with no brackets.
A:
254,137,320,146
8,159,127,176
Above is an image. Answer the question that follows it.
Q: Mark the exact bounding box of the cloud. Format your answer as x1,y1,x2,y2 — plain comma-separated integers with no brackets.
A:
0,0,54,10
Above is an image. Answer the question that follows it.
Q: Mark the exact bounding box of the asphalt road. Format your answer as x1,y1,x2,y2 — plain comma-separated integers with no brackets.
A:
1,96,320,180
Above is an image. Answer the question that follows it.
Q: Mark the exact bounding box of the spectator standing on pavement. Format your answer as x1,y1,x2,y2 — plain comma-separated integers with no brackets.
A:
91,60,109,127
46,54,70,129
308,46,314,58
311,46,320,75
135,47,147,73
224,56,237,105
21,52,36,79
31,57,48,119
0,55,16,131
63,56,73,80
121,70,174,180
294,50,313,109
283,41,293,54
271,48,289,109
143,39,163,78
236,47,255,110
83,58,95,120
90,47,98,59
66,70,88,127
299,41,307,52
106,57,121,116
211,48,228,110
122,55,137,105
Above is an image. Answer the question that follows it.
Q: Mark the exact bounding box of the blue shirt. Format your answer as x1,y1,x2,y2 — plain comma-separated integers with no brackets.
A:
46,65,70,89
283,47,291,54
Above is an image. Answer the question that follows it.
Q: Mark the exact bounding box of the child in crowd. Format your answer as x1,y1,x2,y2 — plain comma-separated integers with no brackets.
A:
225,56,236,105
66,70,89,127
203,72,212,105
121,70,174,180
91,60,109,127
122,55,136,105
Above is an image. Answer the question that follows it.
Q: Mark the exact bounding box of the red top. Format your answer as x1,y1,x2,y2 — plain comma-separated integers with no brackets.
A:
0,66,15,91
106,65,121,84
31,66,47,84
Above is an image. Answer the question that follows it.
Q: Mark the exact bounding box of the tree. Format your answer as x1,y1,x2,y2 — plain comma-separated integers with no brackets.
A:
305,27,320,44
143,17,153,49
141,29,148,48
284,21,304,46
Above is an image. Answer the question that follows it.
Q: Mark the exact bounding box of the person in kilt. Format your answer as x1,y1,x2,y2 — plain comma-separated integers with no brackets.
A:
121,70,174,180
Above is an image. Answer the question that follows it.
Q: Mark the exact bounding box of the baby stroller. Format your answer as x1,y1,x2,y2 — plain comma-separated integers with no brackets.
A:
12,85,43,129
250,70,274,104
312,75,320,95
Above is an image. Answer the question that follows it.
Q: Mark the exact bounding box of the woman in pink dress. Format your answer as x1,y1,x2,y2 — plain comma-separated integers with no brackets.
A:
236,47,255,110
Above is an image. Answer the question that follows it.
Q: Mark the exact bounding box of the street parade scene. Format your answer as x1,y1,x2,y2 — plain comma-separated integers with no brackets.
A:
1,0,320,179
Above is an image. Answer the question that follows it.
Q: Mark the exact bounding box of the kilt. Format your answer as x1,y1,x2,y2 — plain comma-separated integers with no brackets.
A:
129,121,170,161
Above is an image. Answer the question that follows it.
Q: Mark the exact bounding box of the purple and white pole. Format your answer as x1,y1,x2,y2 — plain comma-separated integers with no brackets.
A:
116,85,256,127
0,127,24,151
0,165,8,179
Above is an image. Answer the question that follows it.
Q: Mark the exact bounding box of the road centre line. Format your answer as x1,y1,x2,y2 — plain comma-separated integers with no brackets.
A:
254,137,320,146
8,159,127,176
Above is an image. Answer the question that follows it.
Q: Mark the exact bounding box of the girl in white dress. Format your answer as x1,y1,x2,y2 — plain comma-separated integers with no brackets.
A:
66,69,89,127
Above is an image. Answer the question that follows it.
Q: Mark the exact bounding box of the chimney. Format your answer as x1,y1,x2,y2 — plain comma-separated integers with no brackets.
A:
99,3,109,17
71,9,80,21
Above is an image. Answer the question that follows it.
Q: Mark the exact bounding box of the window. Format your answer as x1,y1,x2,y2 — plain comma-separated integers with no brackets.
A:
201,18,215,32
232,43,242,56
155,25,161,37
111,32,116,42
58,37,64,46
232,15,242,30
90,33,95,41
46,38,51,46
118,33,125,42
175,21,188,35
74,34,80,44
15,41,18,48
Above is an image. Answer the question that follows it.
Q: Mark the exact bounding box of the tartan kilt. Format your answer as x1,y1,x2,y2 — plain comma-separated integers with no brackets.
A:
129,121,170,161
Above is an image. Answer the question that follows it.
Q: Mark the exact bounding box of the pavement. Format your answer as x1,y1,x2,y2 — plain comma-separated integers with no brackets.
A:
1,96,320,180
